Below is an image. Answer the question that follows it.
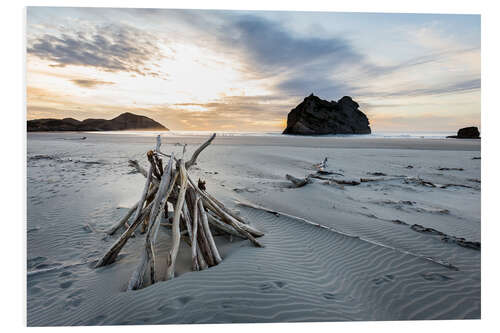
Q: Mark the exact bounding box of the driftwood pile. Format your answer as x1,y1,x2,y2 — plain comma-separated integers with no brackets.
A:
95,134,264,290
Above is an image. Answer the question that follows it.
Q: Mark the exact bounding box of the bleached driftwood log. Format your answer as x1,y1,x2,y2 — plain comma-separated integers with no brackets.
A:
190,194,201,271
165,160,188,280
185,133,216,169
286,174,311,188
96,133,264,290
198,199,222,264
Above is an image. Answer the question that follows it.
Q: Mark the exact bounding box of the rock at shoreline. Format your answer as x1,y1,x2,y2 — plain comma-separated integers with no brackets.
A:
27,112,168,132
446,126,480,139
283,94,371,135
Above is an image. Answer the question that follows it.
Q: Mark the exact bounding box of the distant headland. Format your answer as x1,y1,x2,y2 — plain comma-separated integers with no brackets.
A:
283,94,371,135
446,126,480,139
27,112,168,132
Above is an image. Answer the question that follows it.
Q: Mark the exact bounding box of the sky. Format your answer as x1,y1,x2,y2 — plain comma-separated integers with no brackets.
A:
26,7,481,132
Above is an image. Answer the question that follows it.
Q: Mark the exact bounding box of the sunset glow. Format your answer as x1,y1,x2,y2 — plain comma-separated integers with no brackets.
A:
26,8,481,132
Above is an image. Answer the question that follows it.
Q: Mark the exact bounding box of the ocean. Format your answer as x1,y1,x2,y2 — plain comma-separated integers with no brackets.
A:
84,130,456,139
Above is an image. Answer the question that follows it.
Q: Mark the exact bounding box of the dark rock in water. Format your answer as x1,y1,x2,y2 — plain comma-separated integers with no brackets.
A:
27,112,168,132
446,126,480,139
283,94,371,135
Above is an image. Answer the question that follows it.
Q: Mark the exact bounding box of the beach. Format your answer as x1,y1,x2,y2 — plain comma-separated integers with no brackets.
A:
27,132,481,325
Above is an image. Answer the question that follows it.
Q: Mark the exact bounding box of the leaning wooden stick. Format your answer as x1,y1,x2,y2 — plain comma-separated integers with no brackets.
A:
130,164,154,229
190,195,200,271
106,183,159,235
205,191,248,225
187,189,208,270
198,198,222,264
185,133,216,169
165,160,188,280
186,174,262,237
189,180,263,247
128,155,174,290
206,211,245,238
197,185,263,237
106,202,138,235
95,199,154,267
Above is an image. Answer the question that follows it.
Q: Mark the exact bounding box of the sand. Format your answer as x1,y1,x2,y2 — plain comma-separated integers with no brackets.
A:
27,132,481,325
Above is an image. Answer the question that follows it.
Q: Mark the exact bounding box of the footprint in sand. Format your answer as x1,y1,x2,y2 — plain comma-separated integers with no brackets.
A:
60,280,75,289
27,256,47,269
322,292,340,300
258,281,288,293
372,274,395,286
29,286,43,295
33,260,62,271
157,304,173,313
321,292,353,301
64,289,85,310
157,296,193,312
169,295,194,310
87,315,107,325
43,296,58,307
59,271,72,277
65,297,82,308
220,301,237,309
420,273,452,281
68,289,85,297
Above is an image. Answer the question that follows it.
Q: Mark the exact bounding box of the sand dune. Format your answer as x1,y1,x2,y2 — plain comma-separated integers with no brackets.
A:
27,132,480,325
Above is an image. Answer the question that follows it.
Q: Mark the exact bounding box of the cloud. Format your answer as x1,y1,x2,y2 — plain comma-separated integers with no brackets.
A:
70,79,115,88
361,78,481,98
27,24,164,76
222,16,360,72
397,78,480,97
26,86,292,131
212,15,481,101
363,47,480,78
214,15,362,97
172,94,294,119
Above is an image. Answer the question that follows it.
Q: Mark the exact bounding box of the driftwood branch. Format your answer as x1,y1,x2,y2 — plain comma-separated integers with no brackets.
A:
165,160,188,280
190,194,200,271
131,164,154,229
286,174,311,187
95,199,154,267
206,211,245,238
185,133,216,169
106,203,138,235
198,199,222,264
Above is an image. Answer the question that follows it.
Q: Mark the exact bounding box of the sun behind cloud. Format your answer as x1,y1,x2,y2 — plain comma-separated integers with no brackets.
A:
26,7,480,132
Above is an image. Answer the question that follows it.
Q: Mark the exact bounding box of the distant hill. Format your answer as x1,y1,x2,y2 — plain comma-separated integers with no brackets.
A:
27,112,168,132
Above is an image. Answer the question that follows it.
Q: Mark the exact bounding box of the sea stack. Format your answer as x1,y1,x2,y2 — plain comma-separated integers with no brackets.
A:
282,94,371,135
446,126,480,139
